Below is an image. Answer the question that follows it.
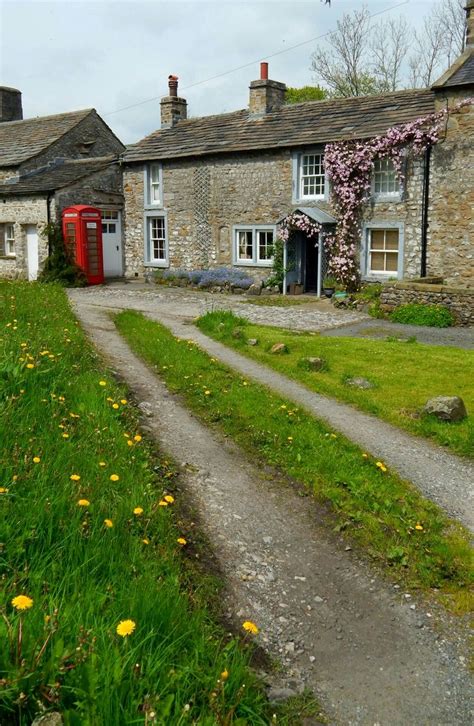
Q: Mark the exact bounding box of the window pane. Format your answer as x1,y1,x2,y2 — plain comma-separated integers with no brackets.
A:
370,252,385,271
301,153,325,197
149,217,166,261
257,230,273,261
385,230,399,250
385,252,398,272
237,230,253,260
370,230,385,250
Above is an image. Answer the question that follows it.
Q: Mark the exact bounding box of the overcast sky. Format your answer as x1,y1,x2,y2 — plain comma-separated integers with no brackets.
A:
0,0,451,144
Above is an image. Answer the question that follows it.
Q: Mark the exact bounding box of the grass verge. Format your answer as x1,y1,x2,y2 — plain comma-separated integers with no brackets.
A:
0,282,273,725
197,310,473,458
115,310,472,615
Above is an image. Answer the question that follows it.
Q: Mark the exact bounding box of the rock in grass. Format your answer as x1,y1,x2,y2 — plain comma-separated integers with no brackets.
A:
247,338,258,346
346,376,374,389
267,687,298,703
301,356,325,371
247,283,262,296
423,396,467,422
270,343,288,354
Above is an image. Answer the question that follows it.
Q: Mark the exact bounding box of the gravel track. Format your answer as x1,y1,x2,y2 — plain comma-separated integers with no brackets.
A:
70,293,473,726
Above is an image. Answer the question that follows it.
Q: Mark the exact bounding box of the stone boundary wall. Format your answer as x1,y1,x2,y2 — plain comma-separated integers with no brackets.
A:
380,281,474,326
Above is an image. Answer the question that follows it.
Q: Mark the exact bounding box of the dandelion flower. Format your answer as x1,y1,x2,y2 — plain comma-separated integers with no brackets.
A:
104,519,113,528
78,499,90,507
127,440,134,447
362,453,369,459
158,500,168,507
116,619,136,637
120,399,127,405
287,436,293,442
177,537,187,545
133,435,142,443
0,487,9,494
133,507,144,516
12,595,34,611
330,433,337,439
221,669,229,681
204,390,211,396
62,433,69,439
99,381,107,386
415,523,424,531
110,474,119,482
375,461,387,473
26,363,35,369
142,538,150,545
33,456,41,464
70,474,80,481
99,461,106,467
242,621,259,635
112,403,119,410
164,494,174,504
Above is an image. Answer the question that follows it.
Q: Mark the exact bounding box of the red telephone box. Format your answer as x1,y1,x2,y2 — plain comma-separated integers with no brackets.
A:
62,206,104,285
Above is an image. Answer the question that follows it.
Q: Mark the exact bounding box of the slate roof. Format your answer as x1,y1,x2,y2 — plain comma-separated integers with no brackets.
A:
0,108,94,167
0,157,117,196
432,50,474,89
123,89,436,163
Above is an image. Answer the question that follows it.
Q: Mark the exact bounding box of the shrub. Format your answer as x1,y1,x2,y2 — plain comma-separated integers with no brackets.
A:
37,223,87,287
390,303,454,327
197,268,253,289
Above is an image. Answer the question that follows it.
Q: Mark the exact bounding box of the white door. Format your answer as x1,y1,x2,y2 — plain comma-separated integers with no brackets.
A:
101,210,123,277
26,225,38,281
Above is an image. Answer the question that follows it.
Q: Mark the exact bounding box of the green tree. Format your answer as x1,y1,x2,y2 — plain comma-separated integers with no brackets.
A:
285,85,328,104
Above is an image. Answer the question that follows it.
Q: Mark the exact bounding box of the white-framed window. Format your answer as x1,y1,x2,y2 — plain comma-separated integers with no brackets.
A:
372,158,400,198
0,223,15,257
300,153,325,198
145,214,168,266
367,228,400,275
101,210,119,234
145,163,163,206
233,225,275,266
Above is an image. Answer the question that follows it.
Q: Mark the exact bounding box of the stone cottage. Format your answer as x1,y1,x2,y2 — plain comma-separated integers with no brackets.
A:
121,4,472,292
0,89,125,280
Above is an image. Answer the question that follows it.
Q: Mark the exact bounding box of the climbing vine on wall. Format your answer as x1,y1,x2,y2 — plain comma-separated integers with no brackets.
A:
323,99,473,292
278,212,321,242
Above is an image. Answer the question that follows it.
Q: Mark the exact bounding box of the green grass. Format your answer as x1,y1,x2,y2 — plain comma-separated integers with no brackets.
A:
115,310,472,615
0,283,273,726
197,311,474,458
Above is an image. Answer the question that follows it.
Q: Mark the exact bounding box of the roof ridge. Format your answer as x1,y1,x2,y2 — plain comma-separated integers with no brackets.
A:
0,108,94,127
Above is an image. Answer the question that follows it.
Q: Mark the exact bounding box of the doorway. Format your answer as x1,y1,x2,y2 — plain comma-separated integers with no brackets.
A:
101,210,123,277
304,237,318,292
26,225,38,281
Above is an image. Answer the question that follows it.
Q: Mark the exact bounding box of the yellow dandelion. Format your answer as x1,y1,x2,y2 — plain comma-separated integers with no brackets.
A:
112,403,119,410
127,440,134,447
99,380,107,386
104,519,113,528
158,500,168,507
415,523,424,531
26,363,35,369
330,433,337,439
78,499,90,507
0,487,9,494
164,494,175,504
242,381,248,386
116,619,136,637
110,474,119,482
99,461,106,467
280,405,287,410
106,397,113,402
20,342,27,348
362,453,369,459
33,456,41,464
204,390,211,396
12,475,18,481
133,435,142,443
70,474,81,481
120,399,127,405
287,436,293,442
177,537,187,545
142,538,150,545
221,669,229,681
62,433,69,439
375,461,387,473
12,595,34,611
133,507,144,516
242,621,259,635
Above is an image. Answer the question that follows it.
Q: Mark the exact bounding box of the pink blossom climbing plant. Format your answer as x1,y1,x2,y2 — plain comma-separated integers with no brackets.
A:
278,212,321,242
323,99,473,292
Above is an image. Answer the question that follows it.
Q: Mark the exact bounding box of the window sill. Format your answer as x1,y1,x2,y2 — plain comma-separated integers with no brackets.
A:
0,255,16,260
144,204,164,211
372,194,402,203
234,261,273,268
144,261,169,268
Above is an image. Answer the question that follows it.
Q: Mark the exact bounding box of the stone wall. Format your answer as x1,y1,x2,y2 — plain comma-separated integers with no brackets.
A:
0,195,48,279
429,92,474,288
380,281,474,326
123,149,430,280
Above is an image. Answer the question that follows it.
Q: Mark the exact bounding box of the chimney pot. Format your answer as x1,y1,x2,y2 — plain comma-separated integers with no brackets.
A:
168,74,179,97
161,74,187,129
260,62,268,80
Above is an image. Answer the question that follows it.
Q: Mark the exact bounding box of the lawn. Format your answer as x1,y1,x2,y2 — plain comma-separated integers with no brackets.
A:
0,282,273,725
115,310,472,615
197,311,474,458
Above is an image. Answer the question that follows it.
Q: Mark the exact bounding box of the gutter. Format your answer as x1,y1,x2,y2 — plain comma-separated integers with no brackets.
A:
420,145,431,278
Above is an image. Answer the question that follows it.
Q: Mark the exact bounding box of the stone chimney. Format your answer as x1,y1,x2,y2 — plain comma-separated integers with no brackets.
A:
466,0,474,48
160,75,187,129
0,86,23,123
249,63,286,118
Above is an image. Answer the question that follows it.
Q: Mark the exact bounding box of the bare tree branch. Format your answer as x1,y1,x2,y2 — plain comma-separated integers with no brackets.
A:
371,16,411,92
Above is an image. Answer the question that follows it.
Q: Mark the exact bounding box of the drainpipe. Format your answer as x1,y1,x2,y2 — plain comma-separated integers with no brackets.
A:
46,192,53,256
420,145,431,279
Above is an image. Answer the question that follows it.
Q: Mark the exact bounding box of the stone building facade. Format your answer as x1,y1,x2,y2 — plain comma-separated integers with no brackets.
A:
122,5,474,292
0,90,124,280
